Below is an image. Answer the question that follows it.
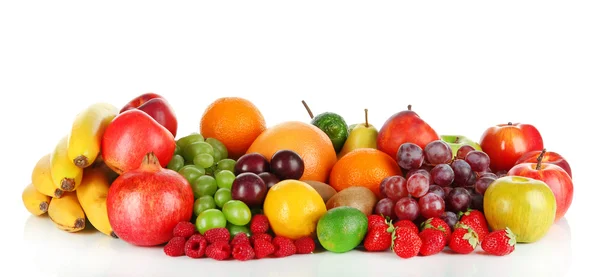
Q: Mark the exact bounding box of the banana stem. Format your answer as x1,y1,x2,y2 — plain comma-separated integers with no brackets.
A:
302,100,314,119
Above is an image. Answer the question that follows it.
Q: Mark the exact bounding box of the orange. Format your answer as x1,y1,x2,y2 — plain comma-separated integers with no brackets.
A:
246,121,337,183
329,148,402,199
263,180,327,240
200,97,266,160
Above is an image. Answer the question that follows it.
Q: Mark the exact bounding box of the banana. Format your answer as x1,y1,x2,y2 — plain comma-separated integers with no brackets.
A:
77,166,117,238
31,153,64,198
50,135,84,191
22,183,51,216
67,103,118,168
47,191,86,232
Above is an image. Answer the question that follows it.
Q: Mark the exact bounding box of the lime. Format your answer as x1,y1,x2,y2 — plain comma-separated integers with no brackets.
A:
316,206,368,253
311,112,349,153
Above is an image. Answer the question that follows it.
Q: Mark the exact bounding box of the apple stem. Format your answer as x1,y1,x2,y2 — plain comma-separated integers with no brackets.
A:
454,137,460,143
301,100,314,119
407,104,412,111
364,109,369,127
536,148,546,170
508,122,513,126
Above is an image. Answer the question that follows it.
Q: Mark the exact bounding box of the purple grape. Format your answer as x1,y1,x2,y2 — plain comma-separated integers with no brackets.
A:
443,186,452,197
382,175,408,201
470,192,484,211
234,153,269,175
456,145,476,160
466,171,477,187
406,169,432,185
418,193,445,219
464,151,490,172
478,172,497,179
424,140,453,165
475,176,496,195
397,143,425,170
450,159,472,187
446,187,471,213
270,150,304,180
430,164,454,187
407,173,429,198
440,211,458,231
394,197,420,221
258,172,280,189
428,185,446,199
374,198,396,220
231,172,267,207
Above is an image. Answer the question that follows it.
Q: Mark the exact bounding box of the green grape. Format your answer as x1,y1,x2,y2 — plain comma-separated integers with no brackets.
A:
212,150,223,163
193,153,215,169
174,144,183,156
206,138,229,160
214,188,232,208
194,195,216,216
222,200,252,226
176,133,204,149
191,175,218,198
167,155,185,172
178,165,205,184
205,165,216,176
216,159,236,173
215,170,235,190
183,141,214,162
226,222,251,237
195,209,227,235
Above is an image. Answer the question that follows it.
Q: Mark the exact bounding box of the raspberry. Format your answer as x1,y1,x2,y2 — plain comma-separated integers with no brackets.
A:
272,236,297,257
204,228,230,244
253,239,275,259
173,221,197,239
205,240,231,261
251,233,273,246
231,233,251,246
250,214,270,234
184,234,207,258
163,237,186,257
232,243,255,261
294,237,315,254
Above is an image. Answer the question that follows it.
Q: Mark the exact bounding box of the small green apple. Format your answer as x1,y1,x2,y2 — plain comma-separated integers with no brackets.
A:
440,135,482,158
483,176,556,243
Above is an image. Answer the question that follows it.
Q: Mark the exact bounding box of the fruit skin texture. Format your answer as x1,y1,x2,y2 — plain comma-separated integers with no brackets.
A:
483,176,556,243
508,161,574,222
31,154,64,198
67,102,119,168
481,228,517,256
247,121,337,183
76,166,116,237
515,150,572,178
310,111,349,153
263,180,327,240
392,227,422,259
22,183,51,216
120,93,178,138
329,148,403,199
47,191,86,232
317,206,368,253
363,222,394,252
200,97,266,160
377,105,439,159
418,228,446,256
479,122,544,172
449,224,479,254
51,136,84,192
101,109,176,175
107,153,194,246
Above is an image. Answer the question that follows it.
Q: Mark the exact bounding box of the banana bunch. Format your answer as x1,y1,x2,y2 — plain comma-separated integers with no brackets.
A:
22,102,119,237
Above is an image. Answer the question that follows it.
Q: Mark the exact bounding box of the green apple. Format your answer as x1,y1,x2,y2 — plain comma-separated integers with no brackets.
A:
337,109,378,159
483,176,556,243
440,135,482,158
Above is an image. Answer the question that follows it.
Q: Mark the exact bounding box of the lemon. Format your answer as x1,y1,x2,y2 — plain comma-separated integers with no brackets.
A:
263,180,327,240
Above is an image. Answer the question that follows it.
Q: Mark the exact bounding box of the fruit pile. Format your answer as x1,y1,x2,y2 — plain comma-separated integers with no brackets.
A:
22,94,575,261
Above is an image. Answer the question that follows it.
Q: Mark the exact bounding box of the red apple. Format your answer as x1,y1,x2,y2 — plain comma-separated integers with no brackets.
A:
515,149,572,178
507,150,573,222
121,93,178,137
101,109,176,174
107,152,194,246
479,122,543,172
377,105,439,158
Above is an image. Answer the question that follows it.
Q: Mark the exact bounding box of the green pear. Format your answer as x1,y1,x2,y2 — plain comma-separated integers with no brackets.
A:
338,109,378,159
440,135,482,158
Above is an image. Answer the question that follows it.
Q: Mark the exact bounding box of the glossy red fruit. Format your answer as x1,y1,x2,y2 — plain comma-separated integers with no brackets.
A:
515,149,572,178
120,93,178,137
479,122,543,172
107,153,194,246
101,109,176,174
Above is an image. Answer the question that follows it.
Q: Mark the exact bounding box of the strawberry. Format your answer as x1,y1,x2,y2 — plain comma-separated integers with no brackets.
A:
250,214,270,234
459,209,489,241
204,228,230,244
481,227,517,256
368,214,387,230
418,228,445,256
253,239,276,259
294,237,316,254
420,217,451,244
364,222,394,252
448,223,479,254
393,220,419,234
272,236,297,257
392,227,422,258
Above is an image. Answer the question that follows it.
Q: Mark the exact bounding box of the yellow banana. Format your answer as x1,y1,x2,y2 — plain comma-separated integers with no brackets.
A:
67,103,118,168
47,191,86,232
22,183,51,216
31,154,64,198
77,166,117,238
50,135,84,191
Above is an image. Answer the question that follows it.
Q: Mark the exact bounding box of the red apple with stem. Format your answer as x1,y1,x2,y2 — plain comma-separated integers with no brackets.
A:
121,93,178,137
515,150,572,178
507,149,574,222
377,105,439,158
479,122,544,172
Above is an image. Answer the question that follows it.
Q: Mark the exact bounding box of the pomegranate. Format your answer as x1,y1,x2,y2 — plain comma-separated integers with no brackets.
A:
107,152,194,246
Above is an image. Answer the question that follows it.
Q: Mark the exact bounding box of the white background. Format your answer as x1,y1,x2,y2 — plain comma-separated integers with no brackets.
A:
1,1,599,276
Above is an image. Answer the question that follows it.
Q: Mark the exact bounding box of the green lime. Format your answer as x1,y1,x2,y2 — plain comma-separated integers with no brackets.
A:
316,206,368,253
311,112,349,153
